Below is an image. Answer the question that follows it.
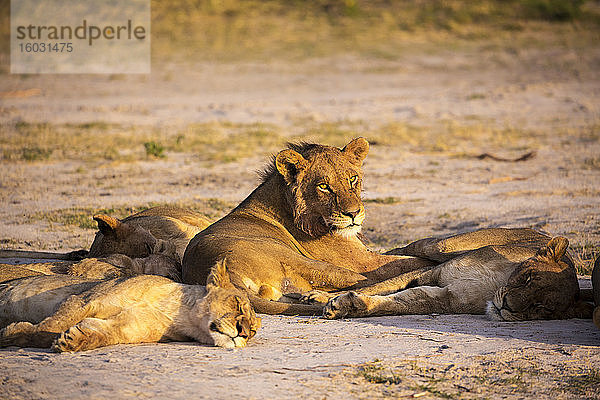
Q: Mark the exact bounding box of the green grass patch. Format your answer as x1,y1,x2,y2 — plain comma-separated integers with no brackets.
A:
357,360,402,385
21,147,52,161
144,141,166,158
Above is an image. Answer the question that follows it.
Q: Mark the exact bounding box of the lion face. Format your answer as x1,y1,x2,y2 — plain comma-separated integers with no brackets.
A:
203,288,260,348
487,237,592,321
275,138,369,237
201,260,261,348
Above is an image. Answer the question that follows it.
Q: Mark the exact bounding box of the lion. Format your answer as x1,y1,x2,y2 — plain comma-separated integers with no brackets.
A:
0,253,181,284
182,138,434,315
0,260,260,351
0,206,210,263
323,233,594,321
88,206,212,262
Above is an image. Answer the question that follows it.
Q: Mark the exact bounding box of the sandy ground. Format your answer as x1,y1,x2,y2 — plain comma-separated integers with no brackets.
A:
1,44,600,398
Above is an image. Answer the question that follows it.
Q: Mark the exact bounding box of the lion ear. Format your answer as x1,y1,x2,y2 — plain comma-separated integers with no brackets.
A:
275,149,308,183
93,214,122,237
207,258,232,289
536,237,569,262
342,137,369,166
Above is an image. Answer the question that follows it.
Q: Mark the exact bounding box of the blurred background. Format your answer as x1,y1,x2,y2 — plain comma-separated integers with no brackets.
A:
2,0,598,63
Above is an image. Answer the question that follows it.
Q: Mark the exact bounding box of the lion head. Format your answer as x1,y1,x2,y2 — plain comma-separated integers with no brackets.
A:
88,215,178,261
273,137,369,238
201,260,261,348
487,237,593,321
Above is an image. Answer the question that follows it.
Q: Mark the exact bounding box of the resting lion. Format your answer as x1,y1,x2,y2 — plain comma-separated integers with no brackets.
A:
0,253,181,284
323,233,594,321
182,138,433,315
0,261,260,351
0,206,211,264
88,206,212,262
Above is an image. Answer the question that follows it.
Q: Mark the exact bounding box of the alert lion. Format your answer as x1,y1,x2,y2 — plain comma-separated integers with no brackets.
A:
323,233,594,321
88,206,212,262
0,260,260,351
182,138,433,315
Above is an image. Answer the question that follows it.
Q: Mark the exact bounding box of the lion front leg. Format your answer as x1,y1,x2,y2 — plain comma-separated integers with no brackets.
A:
323,286,455,319
354,267,439,296
52,318,114,352
303,265,440,305
0,295,96,349
52,309,167,352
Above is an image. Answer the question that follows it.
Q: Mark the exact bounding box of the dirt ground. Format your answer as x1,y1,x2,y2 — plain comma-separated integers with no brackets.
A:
1,42,600,398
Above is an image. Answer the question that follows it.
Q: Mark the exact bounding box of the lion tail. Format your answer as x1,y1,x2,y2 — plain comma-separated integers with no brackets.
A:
248,294,324,316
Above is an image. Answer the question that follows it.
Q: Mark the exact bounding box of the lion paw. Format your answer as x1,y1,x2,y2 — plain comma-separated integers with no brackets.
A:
300,290,335,305
322,292,368,319
52,324,104,353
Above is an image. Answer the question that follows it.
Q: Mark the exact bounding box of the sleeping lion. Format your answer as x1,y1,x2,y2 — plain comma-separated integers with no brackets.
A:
89,205,212,262
323,234,594,321
0,261,260,351
0,253,181,283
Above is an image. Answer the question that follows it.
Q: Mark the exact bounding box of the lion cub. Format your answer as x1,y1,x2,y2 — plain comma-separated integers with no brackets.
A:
0,261,260,351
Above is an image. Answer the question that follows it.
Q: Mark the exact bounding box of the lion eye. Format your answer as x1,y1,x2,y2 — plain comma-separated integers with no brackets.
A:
349,175,358,186
317,183,330,192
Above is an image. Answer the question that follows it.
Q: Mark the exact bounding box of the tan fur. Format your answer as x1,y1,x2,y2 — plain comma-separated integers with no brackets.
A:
386,227,552,262
324,232,593,321
0,261,260,351
88,206,212,262
0,264,47,283
182,138,432,315
0,253,181,283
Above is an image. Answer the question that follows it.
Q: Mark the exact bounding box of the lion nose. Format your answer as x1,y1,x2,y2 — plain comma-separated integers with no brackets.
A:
343,210,360,220
236,318,250,339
